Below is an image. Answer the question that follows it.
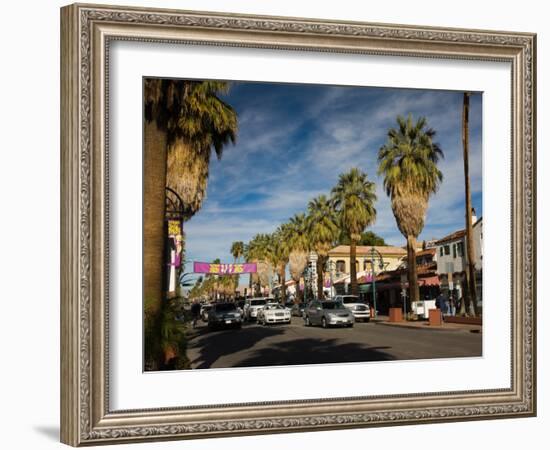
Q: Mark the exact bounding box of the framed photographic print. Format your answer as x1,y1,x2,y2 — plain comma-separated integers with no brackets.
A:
60,3,536,446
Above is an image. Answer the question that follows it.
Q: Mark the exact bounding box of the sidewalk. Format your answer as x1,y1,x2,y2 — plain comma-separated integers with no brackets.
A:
372,315,482,333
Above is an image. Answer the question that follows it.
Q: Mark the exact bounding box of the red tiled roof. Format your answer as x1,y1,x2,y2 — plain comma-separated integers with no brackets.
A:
329,245,407,256
435,229,466,245
416,248,436,257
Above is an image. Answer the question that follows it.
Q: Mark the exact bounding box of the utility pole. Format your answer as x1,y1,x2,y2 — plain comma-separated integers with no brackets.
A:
462,92,478,317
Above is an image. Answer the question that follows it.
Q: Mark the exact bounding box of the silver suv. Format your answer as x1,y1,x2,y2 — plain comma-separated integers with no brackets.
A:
334,295,371,322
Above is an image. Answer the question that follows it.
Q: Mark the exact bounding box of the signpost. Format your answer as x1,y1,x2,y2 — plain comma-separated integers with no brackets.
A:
309,252,318,298
401,288,408,318
368,247,385,319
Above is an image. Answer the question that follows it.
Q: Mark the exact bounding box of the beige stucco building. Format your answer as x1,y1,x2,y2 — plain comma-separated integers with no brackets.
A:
328,245,407,279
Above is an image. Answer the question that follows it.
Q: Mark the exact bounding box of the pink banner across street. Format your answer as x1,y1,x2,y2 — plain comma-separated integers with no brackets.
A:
193,262,257,275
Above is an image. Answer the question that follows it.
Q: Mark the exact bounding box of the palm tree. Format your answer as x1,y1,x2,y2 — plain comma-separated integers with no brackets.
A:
143,79,174,318
287,213,310,303
378,114,444,310
246,234,273,295
267,226,291,303
306,195,340,299
230,241,244,262
338,230,386,246
143,79,237,368
462,92,478,317
166,81,238,221
230,241,244,297
331,168,377,296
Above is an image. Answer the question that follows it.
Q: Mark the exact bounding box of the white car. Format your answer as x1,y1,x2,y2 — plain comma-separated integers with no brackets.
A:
243,297,270,321
258,303,291,325
199,304,213,322
333,295,371,322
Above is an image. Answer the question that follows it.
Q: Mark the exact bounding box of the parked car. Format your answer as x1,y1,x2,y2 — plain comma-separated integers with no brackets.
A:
200,304,212,322
290,302,307,317
333,295,371,322
207,302,242,330
243,297,269,321
303,300,354,328
257,303,291,325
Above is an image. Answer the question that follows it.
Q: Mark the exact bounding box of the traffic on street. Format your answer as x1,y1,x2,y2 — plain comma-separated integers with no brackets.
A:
186,299,482,369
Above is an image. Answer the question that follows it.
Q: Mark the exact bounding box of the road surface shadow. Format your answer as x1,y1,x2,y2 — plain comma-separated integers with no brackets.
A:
189,325,286,369
232,337,395,368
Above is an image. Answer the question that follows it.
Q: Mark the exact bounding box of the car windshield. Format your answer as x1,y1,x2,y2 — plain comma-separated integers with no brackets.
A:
341,296,364,304
215,303,236,311
322,301,344,309
250,299,267,306
267,304,284,310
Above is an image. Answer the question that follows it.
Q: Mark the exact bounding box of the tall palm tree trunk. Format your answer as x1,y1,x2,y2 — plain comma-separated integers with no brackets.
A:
279,267,286,303
295,281,303,303
144,119,167,315
406,235,419,310
317,258,325,299
462,92,478,317
350,240,358,296
292,270,304,303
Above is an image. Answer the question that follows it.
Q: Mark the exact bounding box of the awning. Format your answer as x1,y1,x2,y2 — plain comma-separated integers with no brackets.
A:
418,276,440,286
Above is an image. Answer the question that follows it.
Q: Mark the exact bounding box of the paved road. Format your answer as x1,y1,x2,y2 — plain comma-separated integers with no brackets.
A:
187,317,482,369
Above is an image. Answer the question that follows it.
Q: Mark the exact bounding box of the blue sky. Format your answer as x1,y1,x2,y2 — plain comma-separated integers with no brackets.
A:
182,81,482,279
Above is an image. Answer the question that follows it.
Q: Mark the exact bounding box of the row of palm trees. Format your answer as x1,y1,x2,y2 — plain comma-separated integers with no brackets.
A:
228,114,445,307
188,262,239,302
230,167,375,302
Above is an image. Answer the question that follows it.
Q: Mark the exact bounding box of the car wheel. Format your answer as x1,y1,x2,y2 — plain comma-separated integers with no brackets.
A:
348,323,354,328
364,318,370,323
321,317,327,328
236,323,242,330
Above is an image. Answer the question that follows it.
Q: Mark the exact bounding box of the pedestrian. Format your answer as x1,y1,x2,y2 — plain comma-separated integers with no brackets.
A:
435,292,446,322
435,292,444,310
444,296,451,317
449,293,456,316
190,300,201,328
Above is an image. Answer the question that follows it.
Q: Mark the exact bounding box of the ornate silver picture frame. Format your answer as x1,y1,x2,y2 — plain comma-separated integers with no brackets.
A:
60,3,536,446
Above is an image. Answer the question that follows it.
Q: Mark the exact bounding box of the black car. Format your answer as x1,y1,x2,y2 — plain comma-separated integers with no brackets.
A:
207,303,242,330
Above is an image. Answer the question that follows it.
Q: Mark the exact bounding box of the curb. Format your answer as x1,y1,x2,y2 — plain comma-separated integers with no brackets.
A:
374,321,479,333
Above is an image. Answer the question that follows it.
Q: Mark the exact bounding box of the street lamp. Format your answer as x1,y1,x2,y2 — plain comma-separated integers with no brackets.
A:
368,247,385,318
